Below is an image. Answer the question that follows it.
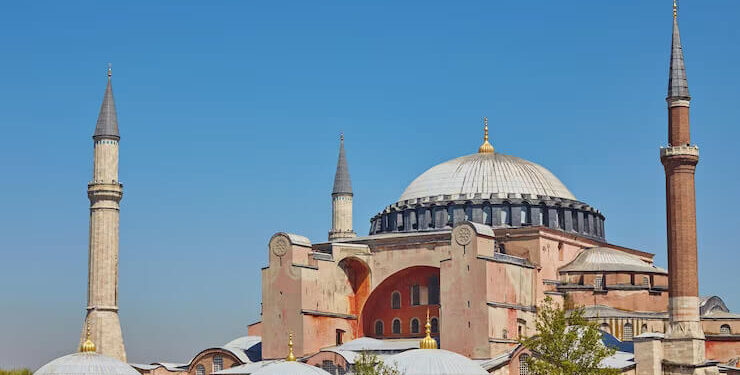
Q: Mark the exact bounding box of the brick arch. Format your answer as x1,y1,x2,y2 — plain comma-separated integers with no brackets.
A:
338,256,371,337
360,266,440,338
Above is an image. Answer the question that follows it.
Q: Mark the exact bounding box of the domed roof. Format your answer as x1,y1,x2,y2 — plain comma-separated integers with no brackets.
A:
386,349,487,375
35,352,140,375
251,361,330,375
399,153,576,202
559,247,667,274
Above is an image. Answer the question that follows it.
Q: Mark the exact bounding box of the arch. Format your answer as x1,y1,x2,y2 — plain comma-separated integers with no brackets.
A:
391,291,401,309
360,266,440,337
720,324,731,335
338,256,371,330
374,320,384,337
410,318,420,334
641,323,648,333
392,318,401,335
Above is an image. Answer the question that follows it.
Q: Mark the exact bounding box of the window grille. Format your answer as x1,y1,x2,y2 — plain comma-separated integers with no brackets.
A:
519,354,529,375
392,319,401,334
196,365,205,375
375,320,384,336
642,276,650,287
213,356,223,372
594,275,604,290
411,318,420,334
391,291,401,309
623,323,633,341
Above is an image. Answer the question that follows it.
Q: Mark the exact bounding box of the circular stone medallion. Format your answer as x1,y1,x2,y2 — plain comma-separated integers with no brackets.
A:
271,236,290,257
453,225,473,246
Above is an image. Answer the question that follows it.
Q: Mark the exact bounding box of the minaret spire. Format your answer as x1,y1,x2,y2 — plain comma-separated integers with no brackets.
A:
329,132,356,240
94,63,120,139
667,1,690,102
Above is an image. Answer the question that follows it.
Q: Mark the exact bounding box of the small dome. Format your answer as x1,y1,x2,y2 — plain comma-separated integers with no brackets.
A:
386,349,487,375
400,153,576,202
35,352,140,375
559,247,667,274
251,361,330,375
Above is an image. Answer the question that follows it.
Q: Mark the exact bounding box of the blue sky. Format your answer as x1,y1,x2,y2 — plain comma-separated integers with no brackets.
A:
1,0,739,370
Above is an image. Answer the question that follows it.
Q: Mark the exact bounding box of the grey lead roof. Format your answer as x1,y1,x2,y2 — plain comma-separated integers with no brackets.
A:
667,17,690,100
94,70,120,138
332,134,352,195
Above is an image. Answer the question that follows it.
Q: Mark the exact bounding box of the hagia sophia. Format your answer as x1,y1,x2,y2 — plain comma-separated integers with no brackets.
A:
33,3,740,375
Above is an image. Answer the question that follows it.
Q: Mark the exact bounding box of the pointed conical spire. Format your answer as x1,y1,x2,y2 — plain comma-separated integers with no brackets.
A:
667,1,690,100
94,64,120,139
332,133,352,195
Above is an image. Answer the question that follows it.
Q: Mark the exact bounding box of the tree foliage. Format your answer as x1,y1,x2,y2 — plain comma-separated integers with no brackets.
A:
0,369,33,375
519,297,619,375
353,351,401,375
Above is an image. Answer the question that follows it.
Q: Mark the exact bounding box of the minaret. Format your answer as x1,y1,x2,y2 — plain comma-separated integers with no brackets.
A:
660,2,711,371
329,133,356,240
81,65,126,361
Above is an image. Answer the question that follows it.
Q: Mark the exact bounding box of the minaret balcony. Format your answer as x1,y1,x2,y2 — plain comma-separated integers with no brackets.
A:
660,145,699,158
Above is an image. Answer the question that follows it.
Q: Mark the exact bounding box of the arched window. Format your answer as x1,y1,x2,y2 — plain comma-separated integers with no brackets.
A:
212,355,223,372
392,318,401,335
500,205,511,226
600,323,611,334
519,354,530,375
720,324,731,335
641,324,648,333
410,318,420,334
391,291,401,309
375,320,384,336
571,211,579,232
502,329,508,339
623,323,633,341
431,317,439,334
520,205,530,225
196,365,205,375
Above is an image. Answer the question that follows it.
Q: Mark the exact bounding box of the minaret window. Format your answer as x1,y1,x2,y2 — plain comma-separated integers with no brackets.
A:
392,318,401,334
213,356,223,372
391,291,401,309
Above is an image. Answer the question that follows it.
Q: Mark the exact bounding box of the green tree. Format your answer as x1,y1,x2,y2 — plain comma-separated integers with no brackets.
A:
353,351,401,375
0,369,33,375
519,297,619,375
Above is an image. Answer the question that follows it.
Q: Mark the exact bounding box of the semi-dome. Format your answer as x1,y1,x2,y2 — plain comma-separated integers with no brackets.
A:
400,153,577,202
35,352,140,375
386,349,487,375
559,247,667,274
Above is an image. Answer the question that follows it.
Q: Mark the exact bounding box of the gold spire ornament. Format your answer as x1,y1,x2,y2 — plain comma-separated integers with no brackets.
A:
286,333,297,361
419,309,437,349
478,117,495,154
80,322,97,353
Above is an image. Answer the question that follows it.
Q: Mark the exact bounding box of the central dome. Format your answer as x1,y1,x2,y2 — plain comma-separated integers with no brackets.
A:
400,153,576,202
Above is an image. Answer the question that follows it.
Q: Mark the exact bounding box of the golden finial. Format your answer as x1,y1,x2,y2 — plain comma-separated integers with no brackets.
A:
107,63,112,78
419,309,437,349
286,333,297,361
478,117,495,154
673,0,677,19
80,321,96,353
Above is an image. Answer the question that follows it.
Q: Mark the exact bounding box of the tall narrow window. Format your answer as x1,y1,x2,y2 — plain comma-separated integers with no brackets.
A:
411,285,420,306
213,356,223,372
519,354,529,375
336,329,344,345
428,276,440,305
196,365,205,375
392,318,401,335
520,205,529,225
391,291,401,309
374,320,384,336
720,324,731,335
410,318,420,334
431,317,439,334
623,323,633,341
500,205,511,226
